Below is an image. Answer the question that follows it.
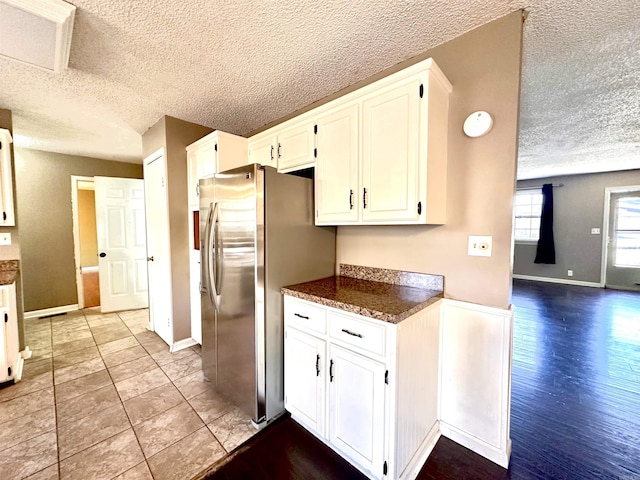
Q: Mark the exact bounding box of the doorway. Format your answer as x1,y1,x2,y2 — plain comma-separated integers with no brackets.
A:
72,176,98,309
72,175,150,311
602,185,640,291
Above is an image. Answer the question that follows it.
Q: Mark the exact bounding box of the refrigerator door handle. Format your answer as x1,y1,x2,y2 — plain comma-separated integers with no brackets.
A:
201,202,214,295
208,202,221,311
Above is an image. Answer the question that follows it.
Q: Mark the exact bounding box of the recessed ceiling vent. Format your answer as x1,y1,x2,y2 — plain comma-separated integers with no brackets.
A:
0,0,76,73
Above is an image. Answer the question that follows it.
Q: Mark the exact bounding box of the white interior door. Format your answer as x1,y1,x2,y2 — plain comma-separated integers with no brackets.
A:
95,176,149,313
143,151,173,346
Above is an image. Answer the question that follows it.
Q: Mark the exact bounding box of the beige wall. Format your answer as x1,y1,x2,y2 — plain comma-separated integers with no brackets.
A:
78,189,98,267
15,149,143,312
142,116,213,342
335,13,523,309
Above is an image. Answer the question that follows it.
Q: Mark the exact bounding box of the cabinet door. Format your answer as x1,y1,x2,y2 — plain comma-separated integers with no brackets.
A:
196,142,218,179
285,328,326,436
315,104,359,225
0,129,15,226
361,76,422,223
277,121,315,172
329,344,385,478
248,135,277,168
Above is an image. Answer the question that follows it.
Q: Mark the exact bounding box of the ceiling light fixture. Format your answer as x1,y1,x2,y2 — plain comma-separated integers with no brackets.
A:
0,0,76,73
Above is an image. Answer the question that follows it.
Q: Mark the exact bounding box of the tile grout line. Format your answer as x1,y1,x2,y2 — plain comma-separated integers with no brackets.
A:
102,310,155,480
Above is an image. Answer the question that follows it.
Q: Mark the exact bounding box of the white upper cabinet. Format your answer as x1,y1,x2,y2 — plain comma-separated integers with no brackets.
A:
248,117,315,172
0,129,15,227
246,58,451,225
315,104,359,224
316,59,452,225
186,130,248,209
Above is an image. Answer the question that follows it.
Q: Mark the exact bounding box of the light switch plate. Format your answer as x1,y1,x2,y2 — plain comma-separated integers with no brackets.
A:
468,235,492,256
591,228,601,234
0,233,11,245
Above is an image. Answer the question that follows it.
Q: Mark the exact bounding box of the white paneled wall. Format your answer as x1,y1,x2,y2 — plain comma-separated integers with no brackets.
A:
394,303,441,478
438,299,513,468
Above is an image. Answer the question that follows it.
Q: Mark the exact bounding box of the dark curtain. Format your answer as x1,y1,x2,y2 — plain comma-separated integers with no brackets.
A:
534,183,556,264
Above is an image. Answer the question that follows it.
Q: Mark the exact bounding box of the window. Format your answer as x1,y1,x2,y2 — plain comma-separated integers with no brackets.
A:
514,189,542,242
614,196,640,268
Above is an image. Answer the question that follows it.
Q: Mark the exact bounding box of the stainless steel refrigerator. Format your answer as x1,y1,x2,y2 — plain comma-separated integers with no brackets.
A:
199,164,335,426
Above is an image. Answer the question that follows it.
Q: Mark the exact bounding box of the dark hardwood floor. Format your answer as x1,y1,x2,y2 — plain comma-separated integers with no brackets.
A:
204,280,640,479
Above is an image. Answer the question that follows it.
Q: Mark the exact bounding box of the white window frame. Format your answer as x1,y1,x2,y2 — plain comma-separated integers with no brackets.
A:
514,189,543,243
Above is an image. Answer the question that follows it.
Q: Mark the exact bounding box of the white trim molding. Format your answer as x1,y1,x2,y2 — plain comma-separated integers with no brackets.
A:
513,274,601,288
170,337,198,353
24,304,79,319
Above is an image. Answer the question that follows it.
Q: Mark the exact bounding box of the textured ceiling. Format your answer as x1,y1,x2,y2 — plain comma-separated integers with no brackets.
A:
0,0,638,179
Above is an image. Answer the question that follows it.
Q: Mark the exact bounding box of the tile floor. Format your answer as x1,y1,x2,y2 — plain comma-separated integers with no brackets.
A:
0,308,259,480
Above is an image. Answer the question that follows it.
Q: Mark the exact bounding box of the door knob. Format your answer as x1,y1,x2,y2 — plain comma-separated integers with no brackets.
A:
147,256,154,262
99,252,106,258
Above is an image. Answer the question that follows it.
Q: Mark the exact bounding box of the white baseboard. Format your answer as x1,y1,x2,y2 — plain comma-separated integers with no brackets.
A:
170,337,198,352
24,304,79,319
399,422,441,479
512,274,602,288
439,421,510,468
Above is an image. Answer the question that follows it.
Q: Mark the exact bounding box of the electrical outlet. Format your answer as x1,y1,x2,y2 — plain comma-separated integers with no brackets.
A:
0,233,11,245
568,270,574,277
591,228,601,234
468,235,492,257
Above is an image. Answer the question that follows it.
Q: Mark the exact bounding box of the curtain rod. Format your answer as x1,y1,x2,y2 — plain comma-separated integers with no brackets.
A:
517,183,564,191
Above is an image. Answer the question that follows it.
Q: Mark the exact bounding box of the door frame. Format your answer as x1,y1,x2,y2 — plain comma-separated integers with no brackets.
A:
71,175,96,309
143,147,168,336
600,184,640,287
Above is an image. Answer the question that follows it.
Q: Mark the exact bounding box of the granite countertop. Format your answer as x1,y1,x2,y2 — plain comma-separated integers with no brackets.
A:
282,265,444,324
0,259,19,285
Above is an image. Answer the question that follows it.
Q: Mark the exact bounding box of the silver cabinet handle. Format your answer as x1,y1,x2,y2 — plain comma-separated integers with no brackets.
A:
341,328,363,338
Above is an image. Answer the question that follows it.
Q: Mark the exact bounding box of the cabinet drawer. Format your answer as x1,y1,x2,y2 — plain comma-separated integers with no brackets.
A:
285,298,327,335
328,311,386,357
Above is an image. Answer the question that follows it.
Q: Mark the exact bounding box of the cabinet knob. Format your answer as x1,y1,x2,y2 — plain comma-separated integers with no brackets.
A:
147,256,154,262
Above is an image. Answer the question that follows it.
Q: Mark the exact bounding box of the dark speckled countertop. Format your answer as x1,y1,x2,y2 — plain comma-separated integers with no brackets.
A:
281,264,443,324
0,259,19,285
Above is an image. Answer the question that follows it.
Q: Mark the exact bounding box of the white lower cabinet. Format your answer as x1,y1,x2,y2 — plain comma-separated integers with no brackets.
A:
0,283,20,384
284,295,442,479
